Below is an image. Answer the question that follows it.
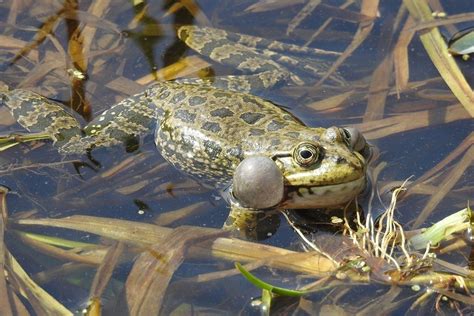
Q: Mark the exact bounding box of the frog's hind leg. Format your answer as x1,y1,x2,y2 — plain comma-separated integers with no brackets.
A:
224,201,280,240
177,25,347,87
175,71,288,96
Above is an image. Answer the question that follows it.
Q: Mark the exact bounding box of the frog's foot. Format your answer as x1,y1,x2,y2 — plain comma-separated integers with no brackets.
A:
223,203,280,240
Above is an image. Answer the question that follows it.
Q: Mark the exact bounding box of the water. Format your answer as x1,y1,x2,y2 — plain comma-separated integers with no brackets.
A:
0,0,472,314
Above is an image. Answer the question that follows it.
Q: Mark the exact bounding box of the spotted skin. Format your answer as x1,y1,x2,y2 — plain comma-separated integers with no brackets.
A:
1,89,83,151
177,25,347,90
1,26,367,238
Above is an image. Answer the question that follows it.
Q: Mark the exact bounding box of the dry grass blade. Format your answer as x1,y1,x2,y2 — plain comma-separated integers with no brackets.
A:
80,0,113,64
53,152,154,200
287,0,321,36
364,52,393,121
354,103,469,139
137,56,212,84
314,0,379,87
60,10,122,34
433,287,474,305
17,215,170,246
15,231,104,266
179,0,212,26
356,286,403,314
0,187,13,316
6,0,20,25
0,159,81,176
0,35,38,61
410,12,474,33
433,258,474,278
89,242,124,304
394,16,416,94
18,59,64,89
105,76,144,95
154,201,210,226
364,7,400,122
428,0,456,34
115,180,151,195
5,250,72,315
86,298,101,316
411,132,473,188
0,186,7,223
32,263,91,286
125,226,224,315
67,9,86,73
403,0,474,117
65,4,92,119
438,239,470,255
306,90,355,112
412,146,473,228
244,0,304,13
15,215,337,275
10,9,64,65
304,0,354,46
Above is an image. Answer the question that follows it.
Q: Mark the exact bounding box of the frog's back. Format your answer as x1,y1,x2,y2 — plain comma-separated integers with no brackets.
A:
147,81,310,186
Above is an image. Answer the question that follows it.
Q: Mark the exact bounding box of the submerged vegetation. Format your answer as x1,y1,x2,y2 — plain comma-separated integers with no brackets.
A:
0,0,472,315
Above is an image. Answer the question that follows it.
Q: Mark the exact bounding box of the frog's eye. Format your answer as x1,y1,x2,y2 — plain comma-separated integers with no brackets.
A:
341,127,366,152
293,142,320,167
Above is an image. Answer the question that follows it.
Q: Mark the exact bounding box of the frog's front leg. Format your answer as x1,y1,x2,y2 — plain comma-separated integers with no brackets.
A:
224,200,281,240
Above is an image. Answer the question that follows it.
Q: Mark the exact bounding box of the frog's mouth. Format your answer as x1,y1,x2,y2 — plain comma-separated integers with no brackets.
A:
280,176,366,209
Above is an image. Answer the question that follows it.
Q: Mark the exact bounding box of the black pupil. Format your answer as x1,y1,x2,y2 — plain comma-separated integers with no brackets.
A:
300,149,313,159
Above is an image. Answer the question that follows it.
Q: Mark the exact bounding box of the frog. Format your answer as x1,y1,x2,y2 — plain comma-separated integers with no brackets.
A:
1,25,368,239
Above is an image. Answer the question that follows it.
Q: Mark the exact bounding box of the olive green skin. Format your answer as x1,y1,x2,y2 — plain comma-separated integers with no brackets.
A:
146,81,366,209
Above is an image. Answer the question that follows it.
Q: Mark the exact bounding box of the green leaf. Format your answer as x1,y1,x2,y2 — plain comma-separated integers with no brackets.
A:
235,262,309,297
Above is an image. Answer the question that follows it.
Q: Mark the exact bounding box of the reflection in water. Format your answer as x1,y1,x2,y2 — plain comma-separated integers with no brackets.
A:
9,0,93,120
63,0,91,121
123,1,164,81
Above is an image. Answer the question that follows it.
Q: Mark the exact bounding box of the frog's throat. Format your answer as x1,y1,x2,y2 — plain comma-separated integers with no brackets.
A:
280,176,366,209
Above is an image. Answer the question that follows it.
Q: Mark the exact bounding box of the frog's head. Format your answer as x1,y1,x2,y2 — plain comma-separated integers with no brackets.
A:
232,127,368,210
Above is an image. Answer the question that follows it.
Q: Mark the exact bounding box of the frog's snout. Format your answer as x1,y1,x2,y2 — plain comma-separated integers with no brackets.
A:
232,156,284,209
